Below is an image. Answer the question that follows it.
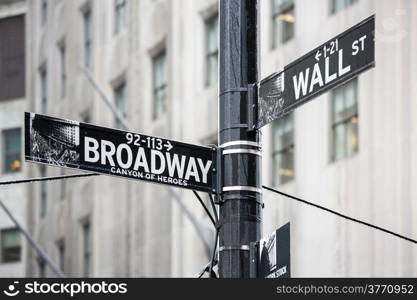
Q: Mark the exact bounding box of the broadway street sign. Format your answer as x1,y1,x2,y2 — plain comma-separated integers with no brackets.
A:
257,15,375,128
250,222,291,278
25,113,215,192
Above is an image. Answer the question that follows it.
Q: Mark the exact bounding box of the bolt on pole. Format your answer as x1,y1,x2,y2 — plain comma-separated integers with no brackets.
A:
218,0,262,278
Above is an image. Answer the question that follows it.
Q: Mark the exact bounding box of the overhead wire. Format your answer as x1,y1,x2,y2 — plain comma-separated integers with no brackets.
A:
262,185,417,244
192,191,219,278
207,193,219,277
6,168,414,274
193,191,217,229
0,172,100,186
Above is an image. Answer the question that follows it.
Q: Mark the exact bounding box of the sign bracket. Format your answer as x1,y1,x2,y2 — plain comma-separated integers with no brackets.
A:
213,145,222,204
219,84,258,132
219,87,248,97
249,241,259,278
247,83,258,132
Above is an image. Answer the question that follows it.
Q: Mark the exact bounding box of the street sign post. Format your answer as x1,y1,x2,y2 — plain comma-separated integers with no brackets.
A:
23,8,377,279
257,15,375,128
218,0,262,278
25,112,215,193
250,222,291,278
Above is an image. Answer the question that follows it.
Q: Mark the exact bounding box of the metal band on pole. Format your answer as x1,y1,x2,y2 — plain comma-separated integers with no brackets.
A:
222,186,263,194
220,140,261,148
222,149,261,156
219,245,250,252
218,0,262,278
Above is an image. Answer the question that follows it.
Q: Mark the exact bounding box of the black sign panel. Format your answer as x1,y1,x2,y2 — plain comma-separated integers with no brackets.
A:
25,113,215,192
251,222,291,278
257,15,375,128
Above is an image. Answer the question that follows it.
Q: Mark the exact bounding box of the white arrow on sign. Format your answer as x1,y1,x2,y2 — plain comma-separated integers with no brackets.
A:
315,50,321,61
164,141,173,151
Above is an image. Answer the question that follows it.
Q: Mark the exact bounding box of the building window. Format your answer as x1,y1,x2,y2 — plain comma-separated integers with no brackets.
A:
83,8,92,68
39,259,46,277
40,165,47,218
271,0,295,48
205,14,218,87
115,0,127,34
82,221,91,277
2,128,21,174
40,66,47,113
272,114,294,185
57,240,65,272
0,15,25,101
330,0,358,14
59,43,66,98
41,0,48,26
114,81,127,129
152,51,167,120
331,79,358,161
1,228,21,263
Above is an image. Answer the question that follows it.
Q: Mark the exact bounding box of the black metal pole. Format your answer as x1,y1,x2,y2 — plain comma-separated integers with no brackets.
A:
218,0,262,278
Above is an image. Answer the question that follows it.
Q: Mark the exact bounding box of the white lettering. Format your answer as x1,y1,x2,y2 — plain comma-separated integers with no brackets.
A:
325,56,337,83
359,35,367,51
184,157,200,182
84,137,99,163
338,49,351,76
133,147,149,172
166,153,186,179
292,68,310,100
101,140,116,166
151,150,165,174
116,144,133,169
309,63,324,93
197,158,212,184
352,40,359,56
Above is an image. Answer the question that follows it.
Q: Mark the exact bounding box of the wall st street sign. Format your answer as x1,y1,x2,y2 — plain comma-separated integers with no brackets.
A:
257,15,375,128
25,113,215,192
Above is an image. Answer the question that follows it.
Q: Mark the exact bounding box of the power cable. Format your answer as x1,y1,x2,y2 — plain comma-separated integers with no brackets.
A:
193,191,217,229
262,185,417,244
208,230,219,278
207,193,219,277
208,193,219,224
192,191,219,278
0,172,100,186
197,259,218,278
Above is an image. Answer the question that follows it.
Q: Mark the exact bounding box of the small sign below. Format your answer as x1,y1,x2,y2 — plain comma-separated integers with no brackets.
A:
251,222,291,278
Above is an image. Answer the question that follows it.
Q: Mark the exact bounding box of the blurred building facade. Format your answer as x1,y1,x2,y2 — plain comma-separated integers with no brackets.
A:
0,0,27,277
21,0,417,278
25,0,218,278
261,0,417,277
